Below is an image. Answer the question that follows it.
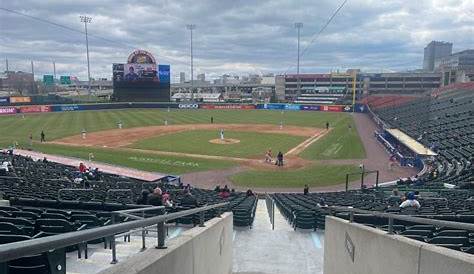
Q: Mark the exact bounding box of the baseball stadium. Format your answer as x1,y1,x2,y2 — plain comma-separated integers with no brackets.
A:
1,2,474,274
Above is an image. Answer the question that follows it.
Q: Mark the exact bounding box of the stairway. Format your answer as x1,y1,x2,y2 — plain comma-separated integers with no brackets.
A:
233,199,324,274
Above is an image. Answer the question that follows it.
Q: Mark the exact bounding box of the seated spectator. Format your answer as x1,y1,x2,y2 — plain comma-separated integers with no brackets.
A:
246,189,254,197
42,157,48,163
162,190,173,207
219,190,230,199
399,192,421,209
223,185,230,193
214,185,221,192
79,162,87,173
180,190,198,207
303,185,309,195
147,187,163,206
317,198,327,208
137,190,149,205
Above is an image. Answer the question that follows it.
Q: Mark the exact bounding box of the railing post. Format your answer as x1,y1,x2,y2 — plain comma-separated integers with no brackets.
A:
141,210,146,251
110,214,118,264
349,211,354,223
375,171,380,189
345,174,349,192
388,216,394,235
199,211,205,227
272,198,275,230
156,221,167,249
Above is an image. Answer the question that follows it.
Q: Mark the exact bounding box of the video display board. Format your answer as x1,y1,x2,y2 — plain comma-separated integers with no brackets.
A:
112,50,170,102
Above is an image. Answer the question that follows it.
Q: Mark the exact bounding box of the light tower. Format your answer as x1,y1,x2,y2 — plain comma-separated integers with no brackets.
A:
186,24,196,101
80,15,92,95
295,22,303,97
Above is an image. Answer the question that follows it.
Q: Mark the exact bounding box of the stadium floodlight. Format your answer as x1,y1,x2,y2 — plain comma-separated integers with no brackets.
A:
80,15,92,96
295,22,303,97
186,24,196,101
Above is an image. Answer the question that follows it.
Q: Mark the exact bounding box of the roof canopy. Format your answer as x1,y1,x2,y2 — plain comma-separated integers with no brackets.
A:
386,128,437,156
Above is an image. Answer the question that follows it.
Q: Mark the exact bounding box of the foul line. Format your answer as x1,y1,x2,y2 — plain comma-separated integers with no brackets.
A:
286,129,331,156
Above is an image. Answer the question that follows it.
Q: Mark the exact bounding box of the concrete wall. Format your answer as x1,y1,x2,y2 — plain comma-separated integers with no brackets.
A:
324,216,474,274
99,212,233,274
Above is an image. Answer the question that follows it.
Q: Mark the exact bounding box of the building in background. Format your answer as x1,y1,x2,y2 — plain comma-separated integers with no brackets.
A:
275,71,441,102
0,71,37,94
197,73,205,82
423,41,453,71
435,49,474,85
179,72,185,84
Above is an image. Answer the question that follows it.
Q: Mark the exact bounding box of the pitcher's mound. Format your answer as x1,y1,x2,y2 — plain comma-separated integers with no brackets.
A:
209,138,240,144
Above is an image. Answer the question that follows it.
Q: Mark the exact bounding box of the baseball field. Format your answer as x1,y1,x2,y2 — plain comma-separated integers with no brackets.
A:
0,108,366,189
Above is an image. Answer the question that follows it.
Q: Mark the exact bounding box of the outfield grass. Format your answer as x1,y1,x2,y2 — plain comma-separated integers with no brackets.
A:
0,109,348,147
131,130,306,158
230,164,360,188
300,114,365,160
34,143,235,174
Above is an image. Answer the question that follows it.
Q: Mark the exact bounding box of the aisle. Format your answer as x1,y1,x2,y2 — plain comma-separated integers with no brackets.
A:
233,199,324,274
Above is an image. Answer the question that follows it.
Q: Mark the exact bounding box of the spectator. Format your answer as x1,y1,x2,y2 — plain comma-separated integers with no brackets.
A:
137,190,149,205
399,192,421,209
303,185,309,195
147,187,163,206
214,185,221,192
162,190,173,207
220,190,230,199
79,162,87,173
317,198,327,208
223,185,230,193
42,157,48,163
246,189,254,197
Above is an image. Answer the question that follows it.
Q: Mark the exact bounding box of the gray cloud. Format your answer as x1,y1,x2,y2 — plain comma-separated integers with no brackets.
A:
0,0,472,81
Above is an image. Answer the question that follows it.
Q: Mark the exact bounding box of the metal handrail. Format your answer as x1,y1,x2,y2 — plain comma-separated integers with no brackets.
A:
113,205,163,214
0,202,228,263
328,206,474,231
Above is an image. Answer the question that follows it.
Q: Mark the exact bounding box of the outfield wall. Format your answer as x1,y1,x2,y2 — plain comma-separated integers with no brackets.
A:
99,212,233,274
0,102,367,115
324,216,474,274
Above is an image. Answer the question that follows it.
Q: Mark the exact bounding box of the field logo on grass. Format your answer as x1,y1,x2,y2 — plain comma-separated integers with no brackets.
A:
128,156,199,167
322,143,342,156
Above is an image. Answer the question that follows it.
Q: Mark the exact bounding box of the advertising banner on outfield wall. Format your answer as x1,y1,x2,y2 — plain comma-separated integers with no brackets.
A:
51,105,81,112
301,105,321,111
201,104,256,110
284,104,301,111
18,105,51,113
177,103,199,109
10,96,32,103
320,105,343,112
257,104,285,110
0,97,9,105
0,106,17,115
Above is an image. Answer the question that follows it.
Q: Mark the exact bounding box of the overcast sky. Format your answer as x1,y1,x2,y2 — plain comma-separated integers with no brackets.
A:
0,0,473,81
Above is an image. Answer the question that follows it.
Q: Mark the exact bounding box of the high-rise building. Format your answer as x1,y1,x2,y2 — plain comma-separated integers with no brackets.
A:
423,41,453,71
179,72,185,84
